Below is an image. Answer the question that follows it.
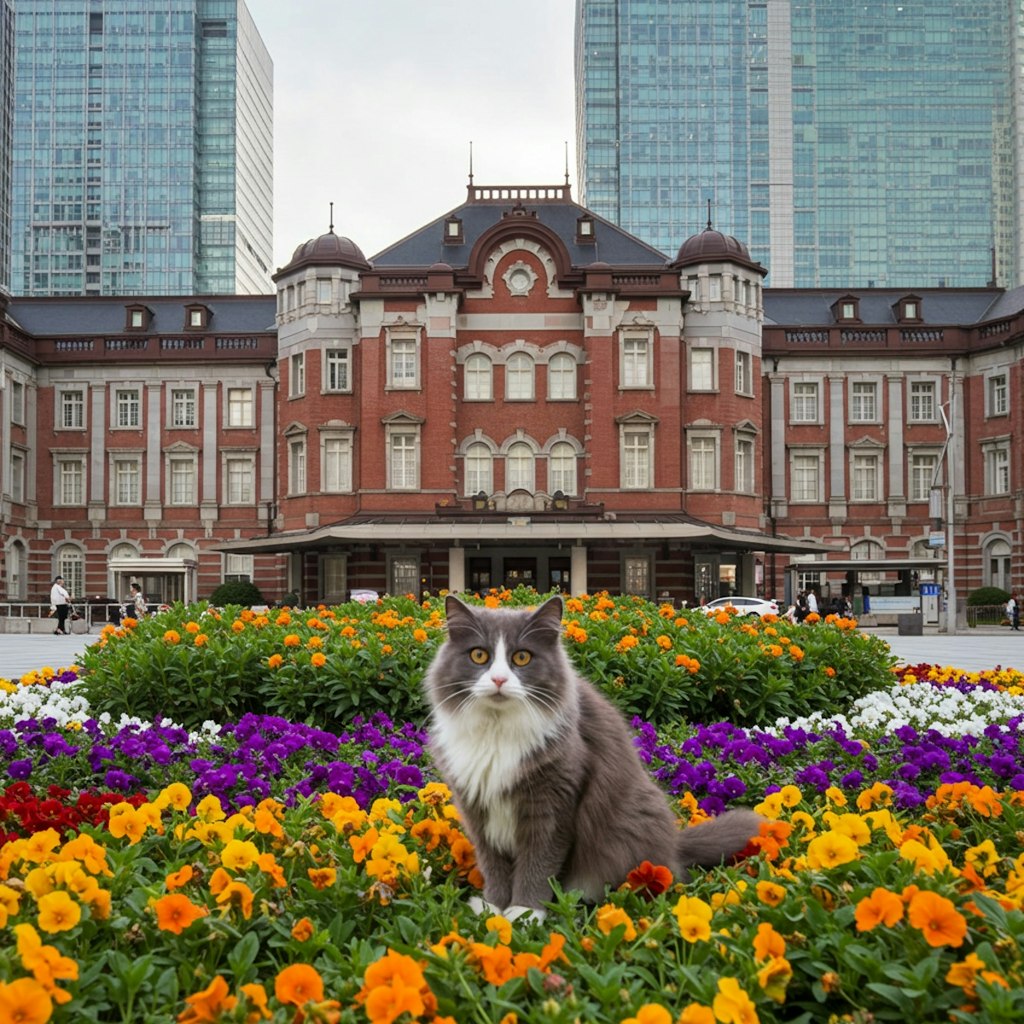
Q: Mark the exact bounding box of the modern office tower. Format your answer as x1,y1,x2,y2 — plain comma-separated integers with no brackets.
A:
575,0,1017,288
0,0,13,295
12,1,273,296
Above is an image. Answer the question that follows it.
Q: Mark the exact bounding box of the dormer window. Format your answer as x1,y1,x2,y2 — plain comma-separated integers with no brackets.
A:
832,295,860,323
444,216,463,244
125,305,152,331
576,213,595,243
185,304,210,330
895,294,922,323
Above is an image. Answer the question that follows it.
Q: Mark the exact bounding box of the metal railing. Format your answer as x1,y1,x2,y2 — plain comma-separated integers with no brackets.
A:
0,600,129,633
965,604,1010,628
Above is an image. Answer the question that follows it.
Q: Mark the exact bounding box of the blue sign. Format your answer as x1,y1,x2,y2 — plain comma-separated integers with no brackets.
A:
919,582,942,596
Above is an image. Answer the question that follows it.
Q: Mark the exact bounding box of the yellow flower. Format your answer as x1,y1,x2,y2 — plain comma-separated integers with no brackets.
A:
757,956,792,1003
621,1005,673,1024
220,839,260,872
712,977,759,1024
805,830,859,870
755,881,786,907
0,977,53,1024
595,903,637,941
486,915,512,945
36,891,81,933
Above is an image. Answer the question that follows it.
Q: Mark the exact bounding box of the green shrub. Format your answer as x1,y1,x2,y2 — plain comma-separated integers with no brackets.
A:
74,590,897,731
966,585,1010,607
208,580,265,606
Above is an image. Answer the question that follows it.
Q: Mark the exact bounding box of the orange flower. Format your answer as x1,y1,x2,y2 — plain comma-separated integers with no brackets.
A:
283,633,301,647
165,865,194,890
267,653,283,669
193,633,208,647
154,893,208,934
755,881,786,907
307,868,336,890
215,881,254,919
164,629,181,644
752,922,786,961
0,977,53,1024
291,917,315,942
274,964,324,1007
907,890,967,947
179,975,236,1023
855,887,905,931
413,628,428,643
595,903,637,941
621,1005,673,1024
310,652,327,668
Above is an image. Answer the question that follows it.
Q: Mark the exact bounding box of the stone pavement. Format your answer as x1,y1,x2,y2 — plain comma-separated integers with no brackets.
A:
1,623,1023,682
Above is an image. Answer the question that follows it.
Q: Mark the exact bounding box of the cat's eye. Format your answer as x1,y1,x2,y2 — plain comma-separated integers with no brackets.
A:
511,650,532,667
469,648,490,665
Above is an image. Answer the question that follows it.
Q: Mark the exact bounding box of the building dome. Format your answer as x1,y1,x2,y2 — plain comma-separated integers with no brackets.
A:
673,226,755,268
274,229,369,279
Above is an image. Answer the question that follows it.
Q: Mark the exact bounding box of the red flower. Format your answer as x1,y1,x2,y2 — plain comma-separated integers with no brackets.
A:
624,860,674,898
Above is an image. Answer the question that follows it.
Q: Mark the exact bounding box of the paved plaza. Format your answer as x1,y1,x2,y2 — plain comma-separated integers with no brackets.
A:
1,623,1022,684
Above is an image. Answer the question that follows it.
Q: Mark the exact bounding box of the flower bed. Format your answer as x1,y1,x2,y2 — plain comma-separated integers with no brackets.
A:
1,600,1024,1022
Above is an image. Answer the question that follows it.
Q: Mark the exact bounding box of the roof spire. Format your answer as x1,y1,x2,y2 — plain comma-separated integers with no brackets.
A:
706,198,713,231
468,140,474,186
564,140,569,185
329,201,334,234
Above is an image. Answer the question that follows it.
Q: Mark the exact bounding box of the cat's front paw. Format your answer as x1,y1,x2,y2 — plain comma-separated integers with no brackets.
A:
467,895,504,917
503,904,547,924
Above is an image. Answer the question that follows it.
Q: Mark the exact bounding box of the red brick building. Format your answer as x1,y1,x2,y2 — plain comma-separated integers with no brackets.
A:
1,183,1021,614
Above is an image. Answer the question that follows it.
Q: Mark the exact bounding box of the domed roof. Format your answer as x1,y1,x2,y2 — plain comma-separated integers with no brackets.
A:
274,229,369,279
672,223,764,274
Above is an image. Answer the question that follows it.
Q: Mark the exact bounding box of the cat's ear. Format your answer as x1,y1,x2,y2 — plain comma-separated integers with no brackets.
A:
532,595,564,630
444,595,476,633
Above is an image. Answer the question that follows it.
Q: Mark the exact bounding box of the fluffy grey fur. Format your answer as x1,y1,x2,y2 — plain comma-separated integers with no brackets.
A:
423,594,764,911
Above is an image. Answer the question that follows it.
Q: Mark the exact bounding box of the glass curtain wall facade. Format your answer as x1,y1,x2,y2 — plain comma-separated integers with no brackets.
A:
12,0,272,297
0,0,13,294
575,0,1018,288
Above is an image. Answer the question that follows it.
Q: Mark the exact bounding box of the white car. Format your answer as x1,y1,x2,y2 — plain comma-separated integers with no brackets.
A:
703,596,780,617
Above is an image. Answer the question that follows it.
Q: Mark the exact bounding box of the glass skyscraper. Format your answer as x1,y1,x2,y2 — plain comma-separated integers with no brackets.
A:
0,0,13,295
575,0,1018,288
12,0,273,296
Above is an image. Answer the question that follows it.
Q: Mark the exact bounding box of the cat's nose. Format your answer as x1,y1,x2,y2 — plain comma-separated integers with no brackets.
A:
490,675,507,689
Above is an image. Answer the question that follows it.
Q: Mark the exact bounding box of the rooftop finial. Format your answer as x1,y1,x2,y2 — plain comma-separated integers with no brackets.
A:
564,140,569,185
468,141,474,186
706,198,713,231
329,201,334,234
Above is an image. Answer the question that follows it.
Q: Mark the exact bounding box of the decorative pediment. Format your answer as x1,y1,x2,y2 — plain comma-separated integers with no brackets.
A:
615,409,660,425
380,410,425,426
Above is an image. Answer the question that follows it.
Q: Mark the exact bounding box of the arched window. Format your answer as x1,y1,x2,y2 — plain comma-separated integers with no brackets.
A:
110,542,137,561
547,352,576,400
464,353,492,400
506,442,535,492
850,539,884,586
505,352,534,400
56,545,85,599
464,442,493,497
984,538,1011,591
7,540,27,600
548,441,577,496
168,542,195,560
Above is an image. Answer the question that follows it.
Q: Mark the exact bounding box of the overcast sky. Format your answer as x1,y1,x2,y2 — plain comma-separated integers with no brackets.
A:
244,1,578,271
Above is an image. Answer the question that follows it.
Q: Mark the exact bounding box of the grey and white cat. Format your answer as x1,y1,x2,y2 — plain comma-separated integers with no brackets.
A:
423,594,764,913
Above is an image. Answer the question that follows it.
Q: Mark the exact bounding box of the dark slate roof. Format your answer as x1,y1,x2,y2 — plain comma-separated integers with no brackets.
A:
370,189,670,268
6,295,277,335
763,289,1006,327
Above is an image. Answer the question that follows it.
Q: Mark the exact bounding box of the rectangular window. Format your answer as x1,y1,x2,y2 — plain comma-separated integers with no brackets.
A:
10,451,24,504
850,381,878,422
987,373,1008,416
851,452,880,501
224,553,254,583
323,436,352,493
289,353,305,398
388,338,418,388
288,440,306,495
505,354,534,400
322,554,347,603
390,556,419,596
389,431,419,489
547,354,576,400
10,381,25,425
689,348,714,390
909,453,938,502
791,453,820,502
58,459,84,505
984,445,1010,494
225,457,254,504
621,337,651,388
689,436,717,490
464,355,493,400
317,279,332,304
113,458,140,505
169,458,195,505
324,349,350,392
909,380,936,422
792,381,819,422
226,387,254,427
115,388,141,428
734,351,753,395
623,555,651,597
171,388,196,428
622,428,651,488
60,389,85,429
735,438,754,493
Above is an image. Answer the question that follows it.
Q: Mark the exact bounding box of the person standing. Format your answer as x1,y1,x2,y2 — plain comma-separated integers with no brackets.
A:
806,589,819,616
1009,594,1020,631
49,575,71,635
130,582,148,618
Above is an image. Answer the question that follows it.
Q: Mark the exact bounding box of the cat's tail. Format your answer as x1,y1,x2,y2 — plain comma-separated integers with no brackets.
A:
677,808,765,870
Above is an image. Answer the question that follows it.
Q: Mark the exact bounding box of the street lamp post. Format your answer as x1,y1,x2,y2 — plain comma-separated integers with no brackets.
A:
939,376,957,636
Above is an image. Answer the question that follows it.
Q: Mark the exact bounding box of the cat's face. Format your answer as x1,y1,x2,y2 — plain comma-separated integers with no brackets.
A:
424,596,570,717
